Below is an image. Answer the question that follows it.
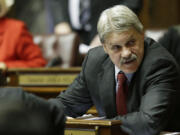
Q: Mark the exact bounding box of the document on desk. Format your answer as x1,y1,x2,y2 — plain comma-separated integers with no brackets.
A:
84,116,105,120
67,114,106,120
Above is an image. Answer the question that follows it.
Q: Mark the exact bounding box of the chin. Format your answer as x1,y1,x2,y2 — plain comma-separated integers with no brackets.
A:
121,66,138,73
123,69,135,74
122,61,139,73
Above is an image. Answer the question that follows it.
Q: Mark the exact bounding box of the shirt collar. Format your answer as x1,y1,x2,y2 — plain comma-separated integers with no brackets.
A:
114,65,134,83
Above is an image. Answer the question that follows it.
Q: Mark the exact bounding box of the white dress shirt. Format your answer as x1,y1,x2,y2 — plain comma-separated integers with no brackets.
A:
68,0,81,29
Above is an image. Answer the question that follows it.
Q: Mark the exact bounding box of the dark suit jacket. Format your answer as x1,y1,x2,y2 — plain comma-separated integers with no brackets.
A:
53,37,180,135
0,87,65,135
49,0,143,44
159,25,180,67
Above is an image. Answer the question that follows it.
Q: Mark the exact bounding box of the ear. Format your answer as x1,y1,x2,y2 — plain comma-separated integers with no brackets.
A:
141,32,145,43
102,44,108,53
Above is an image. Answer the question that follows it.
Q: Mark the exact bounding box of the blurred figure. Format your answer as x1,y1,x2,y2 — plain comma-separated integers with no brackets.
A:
0,87,65,135
158,25,180,66
10,0,54,34
0,0,47,69
50,0,143,46
0,100,52,135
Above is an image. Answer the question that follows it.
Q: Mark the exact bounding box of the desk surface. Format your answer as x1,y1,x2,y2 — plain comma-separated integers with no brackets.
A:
5,67,81,88
66,119,122,126
6,67,81,73
65,119,125,135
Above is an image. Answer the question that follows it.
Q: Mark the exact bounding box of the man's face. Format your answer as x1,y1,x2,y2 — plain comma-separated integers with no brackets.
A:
103,28,144,73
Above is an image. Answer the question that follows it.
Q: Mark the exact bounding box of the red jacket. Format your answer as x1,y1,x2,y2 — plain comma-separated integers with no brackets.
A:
0,18,47,68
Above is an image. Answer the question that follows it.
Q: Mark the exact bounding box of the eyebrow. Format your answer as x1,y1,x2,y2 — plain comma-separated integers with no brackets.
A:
108,34,135,46
126,35,135,42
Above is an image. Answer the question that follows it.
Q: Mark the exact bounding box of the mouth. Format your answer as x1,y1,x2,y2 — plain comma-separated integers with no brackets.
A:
120,56,137,65
124,58,136,64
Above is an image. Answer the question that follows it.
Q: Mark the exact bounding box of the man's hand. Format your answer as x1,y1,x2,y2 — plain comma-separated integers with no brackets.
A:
54,22,72,35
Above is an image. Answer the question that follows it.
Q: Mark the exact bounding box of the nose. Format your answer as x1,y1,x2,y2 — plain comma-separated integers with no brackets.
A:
121,47,131,58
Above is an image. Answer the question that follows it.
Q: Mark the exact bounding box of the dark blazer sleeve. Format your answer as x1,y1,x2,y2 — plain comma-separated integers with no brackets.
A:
52,53,94,118
112,46,180,135
0,87,65,135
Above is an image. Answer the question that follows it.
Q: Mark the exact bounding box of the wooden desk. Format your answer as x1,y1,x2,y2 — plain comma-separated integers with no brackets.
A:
2,67,98,115
65,119,127,135
65,119,180,135
3,67,81,97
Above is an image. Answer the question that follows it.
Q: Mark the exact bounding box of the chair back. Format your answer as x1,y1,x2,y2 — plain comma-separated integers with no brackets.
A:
33,33,82,67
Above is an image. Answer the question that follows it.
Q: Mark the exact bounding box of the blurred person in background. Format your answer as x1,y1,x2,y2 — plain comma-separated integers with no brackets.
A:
49,0,143,49
10,0,54,34
0,100,53,135
0,87,65,135
158,25,180,67
0,0,47,69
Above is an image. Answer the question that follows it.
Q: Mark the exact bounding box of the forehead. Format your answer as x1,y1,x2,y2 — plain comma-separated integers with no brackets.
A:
104,28,141,45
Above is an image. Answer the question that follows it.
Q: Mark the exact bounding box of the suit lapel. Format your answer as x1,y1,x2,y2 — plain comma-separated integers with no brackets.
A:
98,57,117,118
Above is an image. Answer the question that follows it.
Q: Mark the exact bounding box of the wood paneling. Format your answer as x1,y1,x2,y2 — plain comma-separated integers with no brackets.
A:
139,0,180,29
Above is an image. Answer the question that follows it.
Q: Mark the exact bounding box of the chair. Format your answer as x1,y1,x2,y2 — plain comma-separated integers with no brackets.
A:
33,33,83,67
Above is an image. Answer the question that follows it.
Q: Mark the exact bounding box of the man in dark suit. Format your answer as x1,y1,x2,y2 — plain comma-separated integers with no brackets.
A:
50,5,180,135
49,0,143,45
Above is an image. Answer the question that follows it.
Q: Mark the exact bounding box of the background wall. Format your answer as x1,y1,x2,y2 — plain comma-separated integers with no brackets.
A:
139,0,180,30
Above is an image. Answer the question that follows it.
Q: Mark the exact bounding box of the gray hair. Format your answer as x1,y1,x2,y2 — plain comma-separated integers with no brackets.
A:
97,5,143,43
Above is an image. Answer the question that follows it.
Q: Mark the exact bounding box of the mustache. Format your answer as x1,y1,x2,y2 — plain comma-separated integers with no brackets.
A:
120,54,137,65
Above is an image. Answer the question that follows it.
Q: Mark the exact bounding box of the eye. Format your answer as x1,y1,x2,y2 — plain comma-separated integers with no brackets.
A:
111,45,121,52
126,39,136,47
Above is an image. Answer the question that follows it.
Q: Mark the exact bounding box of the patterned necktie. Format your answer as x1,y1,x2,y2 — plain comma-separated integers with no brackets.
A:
116,72,128,115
